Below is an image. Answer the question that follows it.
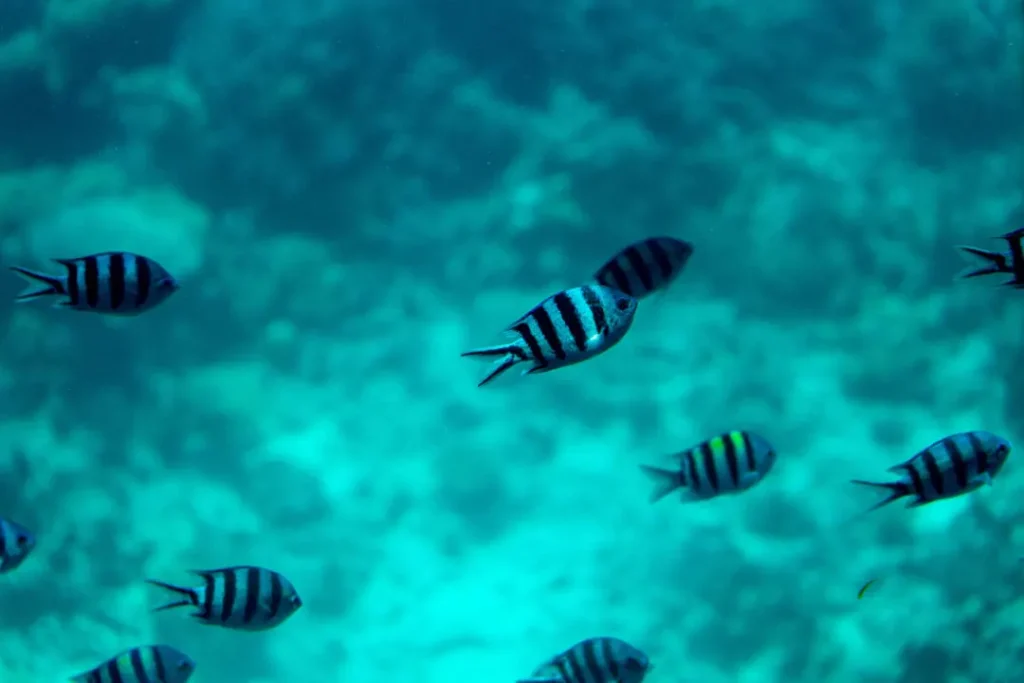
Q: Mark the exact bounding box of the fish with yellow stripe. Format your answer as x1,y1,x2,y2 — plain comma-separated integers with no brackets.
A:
640,430,778,502
69,644,195,683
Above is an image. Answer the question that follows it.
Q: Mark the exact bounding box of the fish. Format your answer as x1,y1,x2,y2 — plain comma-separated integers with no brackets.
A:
857,579,877,600
0,517,35,574
517,637,650,683
9,252,179,314
462,284,638,387
956,227,1024,287
639,430,777,503
69,644,196,683
851,430,1011,512
593,236,693,299
146,565,303,631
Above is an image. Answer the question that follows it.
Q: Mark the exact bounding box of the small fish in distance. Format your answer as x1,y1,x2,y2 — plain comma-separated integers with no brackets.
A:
10,251,179,314
0,517,35,574
462,284,637,387
518,637,650,683
851,430,1011,512
146,565,303,631
640,430,777,503
594,236,693,299
957,227,1024,287
70,644,196,683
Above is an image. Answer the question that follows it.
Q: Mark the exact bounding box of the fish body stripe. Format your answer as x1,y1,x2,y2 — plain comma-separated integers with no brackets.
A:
553,292,588,352
582,285,608,335
700,442,719,491
531,303,566,361
128,648,148,683
921,448,944,496
152,646,167,683
595,237,693,299
221,568,237,623
722,433,740,487
65,260,81,305
135,254,151,308
109,252,127,310
969,431,988,472
243,566,260,623
84,256,100,308
945,436,968,490
647,238,673,278
623,246,653,292
514,322,548,369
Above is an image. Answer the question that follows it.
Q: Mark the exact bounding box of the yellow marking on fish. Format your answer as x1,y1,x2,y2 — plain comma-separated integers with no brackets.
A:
728,431,746,454
708,435,726,456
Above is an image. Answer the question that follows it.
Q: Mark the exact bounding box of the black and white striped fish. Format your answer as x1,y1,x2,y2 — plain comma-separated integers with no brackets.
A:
518,637,650,683
594,236,693,299
0,517,35,574
462,284,637,387
640,430,777,503
10,252,179,314
957,227,1024,287
146,565,302,631
852,430,1011,512
70,644,196,683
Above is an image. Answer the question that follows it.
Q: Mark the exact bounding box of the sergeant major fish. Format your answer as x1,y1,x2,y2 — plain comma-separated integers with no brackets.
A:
462,284,637,387
10,251,179,314
593,236,693,299
640,430,777,503
146,565,303,631
0,517,35,574
957,227,1024,287
851,430,1011,512
517,637,650,683
70,644,195,683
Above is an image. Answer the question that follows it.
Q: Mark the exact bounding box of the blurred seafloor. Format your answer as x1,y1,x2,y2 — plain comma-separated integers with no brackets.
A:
0,0,1023,682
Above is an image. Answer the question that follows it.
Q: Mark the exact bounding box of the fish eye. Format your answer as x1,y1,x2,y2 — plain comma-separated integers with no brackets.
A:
615,298,631,311
15,534,30,548
176,660,192,671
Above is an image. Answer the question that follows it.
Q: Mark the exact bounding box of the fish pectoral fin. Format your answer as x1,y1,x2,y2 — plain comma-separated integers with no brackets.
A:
738,472,763,488
968,472,994,488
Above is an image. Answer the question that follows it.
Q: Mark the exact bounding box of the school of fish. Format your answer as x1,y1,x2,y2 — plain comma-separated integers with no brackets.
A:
0,230,1018,681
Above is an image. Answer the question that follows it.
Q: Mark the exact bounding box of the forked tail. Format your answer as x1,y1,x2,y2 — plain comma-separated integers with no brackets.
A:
955,246,1011,279
849,479,911,513
461,344,526,387
9,266,66,302
144,579,199,611
639,464,682,503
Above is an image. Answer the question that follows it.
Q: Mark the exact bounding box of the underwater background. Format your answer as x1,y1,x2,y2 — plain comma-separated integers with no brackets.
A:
0,0,1023,681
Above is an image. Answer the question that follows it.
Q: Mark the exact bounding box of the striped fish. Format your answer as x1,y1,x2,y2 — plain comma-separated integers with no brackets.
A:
518,637,650,683
851,430,1011,512
640,431,777,503
957,227,1024,287
462,284,637,387
594,236,693,299
10,252,179,314
0,517,35,574
70,644,195,683
146,565,302,631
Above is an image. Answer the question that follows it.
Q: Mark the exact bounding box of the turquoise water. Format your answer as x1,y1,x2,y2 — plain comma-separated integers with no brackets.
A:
0,0,1022,681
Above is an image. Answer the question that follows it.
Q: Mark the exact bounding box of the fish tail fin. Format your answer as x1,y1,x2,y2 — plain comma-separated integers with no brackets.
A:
9,266,66,301
461,344,523,387
145,578,199,611
849,479,911,513
639,464,682,503
1000,227,1024,242
955,245,1010,279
